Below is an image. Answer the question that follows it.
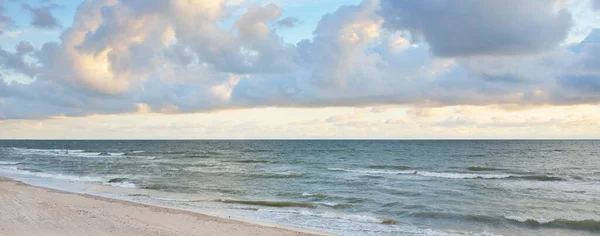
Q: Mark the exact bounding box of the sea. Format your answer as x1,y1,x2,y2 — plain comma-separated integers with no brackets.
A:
0,140,598,236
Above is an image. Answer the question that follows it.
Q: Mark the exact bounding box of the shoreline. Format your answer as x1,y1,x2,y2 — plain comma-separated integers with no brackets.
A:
0,177,332,236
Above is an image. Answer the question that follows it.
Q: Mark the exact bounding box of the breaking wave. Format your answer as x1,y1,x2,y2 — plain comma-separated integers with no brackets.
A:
504,216,600,231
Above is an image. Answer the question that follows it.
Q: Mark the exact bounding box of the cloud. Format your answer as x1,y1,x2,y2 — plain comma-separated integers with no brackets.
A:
274,17,300,28
593,0,600,10
21,3,62,29
0,0,599,120
0,41,39,77
379,0,572,57
0,0,13,34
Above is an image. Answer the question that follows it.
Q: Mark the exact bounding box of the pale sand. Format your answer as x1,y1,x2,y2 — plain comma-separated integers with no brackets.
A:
0,177,328,236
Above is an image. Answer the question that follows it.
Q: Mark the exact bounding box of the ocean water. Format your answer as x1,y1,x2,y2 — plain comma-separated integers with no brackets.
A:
0,140,599,236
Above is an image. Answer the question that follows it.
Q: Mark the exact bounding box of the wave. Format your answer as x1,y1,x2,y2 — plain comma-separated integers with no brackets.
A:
0,166,138,188
292,210,398,225
0,161,21,165
228,159,270,164
417,171,566,181
241,149,272,153
405,211,497,224
403,211,600,231
107,178,129,183
328,167,567,181
327,168,414,175
281,192,365,203
367,165,410,170
178,155,213,159
301,192,329,199
415,171,511,179
504,216,600,231
218,199,316,208
104,181,137,188
450,154,486,158
17,167,43,173
0,166,103,182
315,202,353,209
467,166,502,171
10,147,126,158
509,175,566,181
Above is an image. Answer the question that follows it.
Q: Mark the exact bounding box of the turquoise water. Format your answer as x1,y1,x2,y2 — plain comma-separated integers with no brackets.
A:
0,140,599,235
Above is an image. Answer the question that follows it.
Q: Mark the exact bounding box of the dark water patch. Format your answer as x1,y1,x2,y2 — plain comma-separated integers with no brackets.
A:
17,167,43,173
381,219,399,225
164,151,188,155
181,155,213,159
362,175,384,179
367,165,410,170
572,176,585,180
139,183,194,193
214,189,245,194
301,193,329,199
239,207,259,211
344,197,367,203
510,175,566,181
128,193,150,197
467,154,486,157
248,172,308,179
317,203,353,209
450,154,486,158
241,149,272,153
192,163,217,168
107,178,129,183
405,211,498,224
218,199,315,208
505,217,600,231
228,159,270,164
467,166,502,171
202,151,223,155
99,152,111,156
382,202,402,207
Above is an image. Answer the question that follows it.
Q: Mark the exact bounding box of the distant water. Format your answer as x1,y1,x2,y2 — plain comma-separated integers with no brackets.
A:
1,140,599,236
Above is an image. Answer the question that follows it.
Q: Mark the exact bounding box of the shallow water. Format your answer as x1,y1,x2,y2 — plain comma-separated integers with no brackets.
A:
0,140,599,236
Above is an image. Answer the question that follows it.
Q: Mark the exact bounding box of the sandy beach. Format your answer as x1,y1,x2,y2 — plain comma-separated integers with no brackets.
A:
0,177,325,236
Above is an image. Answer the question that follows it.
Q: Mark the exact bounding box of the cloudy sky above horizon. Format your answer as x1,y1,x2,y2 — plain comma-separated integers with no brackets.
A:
0,0,599,139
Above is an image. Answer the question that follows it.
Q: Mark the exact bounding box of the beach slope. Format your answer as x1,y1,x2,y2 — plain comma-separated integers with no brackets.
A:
0,177,322,236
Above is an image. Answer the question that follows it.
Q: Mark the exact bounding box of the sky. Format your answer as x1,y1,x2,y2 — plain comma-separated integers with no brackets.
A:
0,0,599,139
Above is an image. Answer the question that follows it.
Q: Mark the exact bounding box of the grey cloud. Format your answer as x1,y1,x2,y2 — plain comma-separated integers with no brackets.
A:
0,41,39,77
274,17,300,28
379,0,572,57
21,3,61,29
558,75,600,93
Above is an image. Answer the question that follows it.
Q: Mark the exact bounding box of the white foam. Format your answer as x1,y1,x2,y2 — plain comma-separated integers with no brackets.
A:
294,210,384,224
416,171,511,179
105,181,137,188
0,166,104,182
504,215,550,223
0,161,21,165
327,168,414,175
10,147,125,158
